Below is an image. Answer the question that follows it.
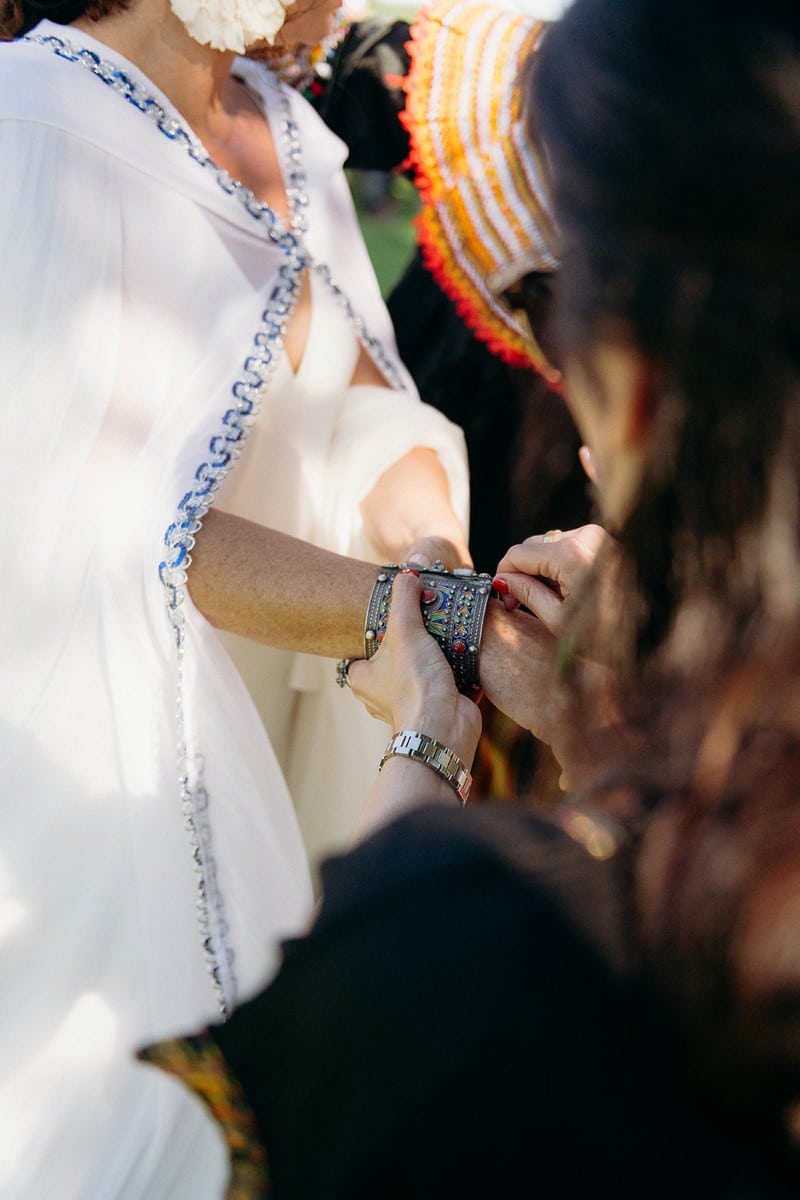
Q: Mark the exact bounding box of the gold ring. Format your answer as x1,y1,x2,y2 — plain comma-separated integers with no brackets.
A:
542,529,562,543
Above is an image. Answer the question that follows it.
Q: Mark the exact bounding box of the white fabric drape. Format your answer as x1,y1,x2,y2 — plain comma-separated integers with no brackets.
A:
217,271,470,871
0,24,467,1199
216,68,469,872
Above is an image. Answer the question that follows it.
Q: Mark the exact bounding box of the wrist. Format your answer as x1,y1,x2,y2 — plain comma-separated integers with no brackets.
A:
379,727,476,804
390,703,482,768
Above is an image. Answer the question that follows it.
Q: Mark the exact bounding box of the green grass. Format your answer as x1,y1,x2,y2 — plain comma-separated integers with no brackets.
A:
348,170,420,298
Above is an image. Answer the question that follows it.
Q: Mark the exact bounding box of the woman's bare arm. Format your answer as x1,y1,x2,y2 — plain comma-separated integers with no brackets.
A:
187,509,378,659
188,425,470,659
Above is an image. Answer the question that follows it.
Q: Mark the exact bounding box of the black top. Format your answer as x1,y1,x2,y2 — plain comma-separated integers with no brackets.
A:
211,804,795,1199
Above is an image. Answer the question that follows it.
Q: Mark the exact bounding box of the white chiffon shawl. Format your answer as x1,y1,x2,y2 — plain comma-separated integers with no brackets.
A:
0,24,467,1199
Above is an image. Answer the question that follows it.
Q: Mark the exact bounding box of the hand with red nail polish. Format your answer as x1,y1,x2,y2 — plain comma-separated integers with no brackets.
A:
493,524,609,637
491,576,520,613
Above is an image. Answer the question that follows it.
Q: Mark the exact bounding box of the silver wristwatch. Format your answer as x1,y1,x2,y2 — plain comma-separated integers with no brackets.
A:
379,728,472,804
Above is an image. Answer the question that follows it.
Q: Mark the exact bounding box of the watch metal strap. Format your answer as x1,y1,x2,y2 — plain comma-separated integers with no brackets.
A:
379,729,472,804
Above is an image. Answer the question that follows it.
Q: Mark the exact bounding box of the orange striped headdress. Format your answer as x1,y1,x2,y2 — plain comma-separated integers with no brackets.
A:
402,0,559,379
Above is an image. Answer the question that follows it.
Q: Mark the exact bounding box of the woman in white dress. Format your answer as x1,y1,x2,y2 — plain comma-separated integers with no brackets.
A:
0,0,471,1193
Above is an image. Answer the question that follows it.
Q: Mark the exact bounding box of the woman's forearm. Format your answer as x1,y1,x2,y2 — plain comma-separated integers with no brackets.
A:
354,753,466,840
359,446,471,567
187,508,378,659
187,442,471,658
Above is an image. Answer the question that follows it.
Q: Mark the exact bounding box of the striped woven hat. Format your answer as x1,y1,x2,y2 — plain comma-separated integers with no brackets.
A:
402,0,559,379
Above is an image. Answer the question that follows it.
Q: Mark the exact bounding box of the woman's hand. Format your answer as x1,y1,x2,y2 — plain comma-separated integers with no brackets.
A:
479,599,619,792
348,571,483,835
348,572,481,756
478,602,566,748
492,524,607,638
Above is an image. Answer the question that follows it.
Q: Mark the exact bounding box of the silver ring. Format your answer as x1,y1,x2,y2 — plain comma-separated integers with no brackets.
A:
335,659,352,689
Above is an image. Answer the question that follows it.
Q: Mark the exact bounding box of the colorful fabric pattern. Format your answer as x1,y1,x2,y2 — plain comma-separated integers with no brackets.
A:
402,0,560,378
138,1034,269,1200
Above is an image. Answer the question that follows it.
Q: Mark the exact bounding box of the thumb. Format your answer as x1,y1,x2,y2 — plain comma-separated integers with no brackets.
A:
386,569,424,632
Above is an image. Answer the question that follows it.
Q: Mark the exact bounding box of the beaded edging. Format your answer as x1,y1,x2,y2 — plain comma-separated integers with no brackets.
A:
25,30,406,1017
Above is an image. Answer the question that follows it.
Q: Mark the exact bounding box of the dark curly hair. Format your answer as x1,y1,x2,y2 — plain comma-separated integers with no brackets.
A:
0,0,130,40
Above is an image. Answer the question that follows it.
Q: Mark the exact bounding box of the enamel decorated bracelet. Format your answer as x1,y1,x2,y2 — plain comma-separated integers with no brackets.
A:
364,565,492,694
